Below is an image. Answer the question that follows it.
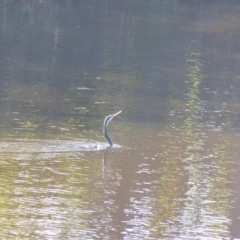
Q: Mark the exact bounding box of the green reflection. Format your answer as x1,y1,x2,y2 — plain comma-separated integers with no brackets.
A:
151,51,238,238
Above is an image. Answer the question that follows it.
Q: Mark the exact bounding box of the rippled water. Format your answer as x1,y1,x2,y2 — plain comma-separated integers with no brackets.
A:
1,1,240,239
0,139,120,153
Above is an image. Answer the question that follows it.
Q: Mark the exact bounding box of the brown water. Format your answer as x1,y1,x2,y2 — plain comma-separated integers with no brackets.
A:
1,1,240,239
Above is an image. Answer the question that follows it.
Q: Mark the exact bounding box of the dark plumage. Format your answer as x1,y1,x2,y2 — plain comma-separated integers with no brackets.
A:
103,111,122,146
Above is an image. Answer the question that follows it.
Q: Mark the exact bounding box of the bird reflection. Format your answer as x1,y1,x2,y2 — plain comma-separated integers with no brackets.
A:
102,147,112,172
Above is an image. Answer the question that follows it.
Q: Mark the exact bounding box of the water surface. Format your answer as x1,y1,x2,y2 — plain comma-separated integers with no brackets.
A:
0,1,240,239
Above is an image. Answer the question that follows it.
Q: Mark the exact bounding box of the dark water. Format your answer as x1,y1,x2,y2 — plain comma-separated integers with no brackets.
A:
1,1,240,239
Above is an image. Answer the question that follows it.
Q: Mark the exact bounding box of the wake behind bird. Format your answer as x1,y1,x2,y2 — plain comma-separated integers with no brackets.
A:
0,139,121,154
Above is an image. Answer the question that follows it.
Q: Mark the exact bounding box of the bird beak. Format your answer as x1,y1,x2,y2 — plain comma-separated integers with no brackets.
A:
112,110,122,118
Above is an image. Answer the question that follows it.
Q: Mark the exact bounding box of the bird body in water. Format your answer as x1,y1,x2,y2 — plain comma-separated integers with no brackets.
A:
103,110,122,146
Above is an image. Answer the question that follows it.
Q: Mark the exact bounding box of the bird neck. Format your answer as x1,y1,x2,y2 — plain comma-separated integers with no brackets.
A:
104,125,113,146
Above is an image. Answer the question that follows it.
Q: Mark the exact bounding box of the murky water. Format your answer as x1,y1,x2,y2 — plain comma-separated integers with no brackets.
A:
1,1,240,239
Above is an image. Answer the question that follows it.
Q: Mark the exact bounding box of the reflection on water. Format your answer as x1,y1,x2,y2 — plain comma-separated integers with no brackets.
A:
1,1,240,239
0,126,237,239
